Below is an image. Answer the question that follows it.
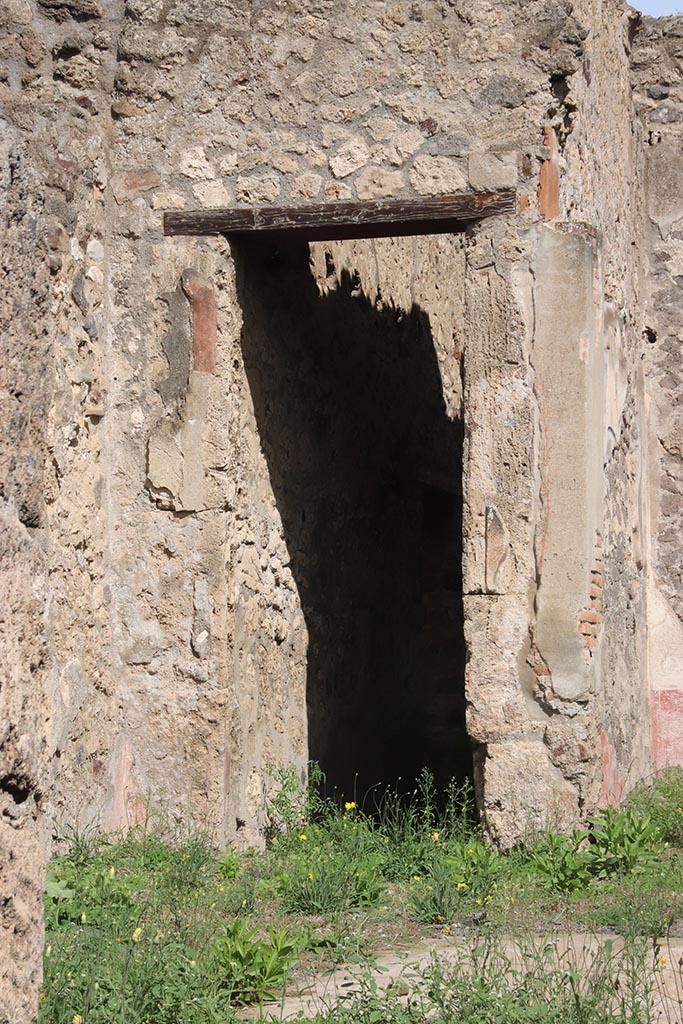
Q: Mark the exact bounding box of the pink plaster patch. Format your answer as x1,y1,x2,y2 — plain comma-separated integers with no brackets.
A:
651,689,683,771
600,730,625,807
182,270,217,373
104,737,146,832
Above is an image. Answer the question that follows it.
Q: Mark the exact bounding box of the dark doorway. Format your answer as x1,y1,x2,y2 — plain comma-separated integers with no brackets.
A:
234,241,470,800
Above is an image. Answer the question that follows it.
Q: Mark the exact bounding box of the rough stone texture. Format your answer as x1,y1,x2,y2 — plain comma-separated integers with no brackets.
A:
2,0,683,1016
632,15,683,771
0,122,53,1024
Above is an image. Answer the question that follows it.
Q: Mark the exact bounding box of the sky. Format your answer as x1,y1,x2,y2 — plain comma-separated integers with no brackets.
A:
633,0,682,14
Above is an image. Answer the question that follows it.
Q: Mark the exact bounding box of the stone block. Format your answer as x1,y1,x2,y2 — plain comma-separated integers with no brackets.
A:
409,155,467,195
329,137,370,178
355,166,404,199
0,0,32,25
111,170,161,205
468,151,518,191
36,0,101,18
478,740,580,848
236,175,280,203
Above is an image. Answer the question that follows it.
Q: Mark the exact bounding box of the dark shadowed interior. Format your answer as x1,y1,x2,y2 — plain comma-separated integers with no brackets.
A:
234,241,471,801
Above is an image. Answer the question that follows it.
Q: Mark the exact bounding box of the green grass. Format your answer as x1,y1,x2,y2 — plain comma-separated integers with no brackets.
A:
39,767,683,1024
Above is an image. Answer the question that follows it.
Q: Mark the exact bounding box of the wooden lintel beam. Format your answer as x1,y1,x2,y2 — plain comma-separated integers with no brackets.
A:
163,191,516,241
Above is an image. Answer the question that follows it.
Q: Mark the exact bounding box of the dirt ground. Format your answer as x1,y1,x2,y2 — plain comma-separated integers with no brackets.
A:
240,931,683,1022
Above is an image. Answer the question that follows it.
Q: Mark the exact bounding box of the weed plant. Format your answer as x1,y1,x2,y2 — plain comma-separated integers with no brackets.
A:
626,767,683,846
290,931,664,1024
39,766,683,1024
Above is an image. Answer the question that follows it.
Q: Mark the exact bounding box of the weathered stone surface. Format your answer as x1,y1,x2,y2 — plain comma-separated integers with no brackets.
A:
0,123,53,1024
111,170,161,205
291,172,322,198
37,0,101,17
409,156,467,195
2,0,683,1008
0,0,32,26
235,175,280,203
477,741,580,846
632,15,683,772
329,138,370,179
468,151,518,191
355,166,404,199
529,225,602,703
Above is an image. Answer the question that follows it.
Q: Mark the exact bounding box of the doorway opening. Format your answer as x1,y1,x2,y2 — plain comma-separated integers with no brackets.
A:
234,239,470,801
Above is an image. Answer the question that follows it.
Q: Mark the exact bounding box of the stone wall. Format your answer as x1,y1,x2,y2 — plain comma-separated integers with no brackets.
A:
0,120,54,1024
523,0,653,810
463,0,654,839
632,15,683,772
1,0,680,1018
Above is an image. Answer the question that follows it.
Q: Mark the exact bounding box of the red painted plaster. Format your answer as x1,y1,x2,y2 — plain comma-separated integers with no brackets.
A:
600,730,625,807
104,737,146,832
182,270,217,373
651,689,683,771
538,125,560,221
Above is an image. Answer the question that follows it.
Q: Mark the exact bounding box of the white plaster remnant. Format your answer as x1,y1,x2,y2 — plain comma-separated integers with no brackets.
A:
179,147,215,180
147,372,210,512
329,137,370,178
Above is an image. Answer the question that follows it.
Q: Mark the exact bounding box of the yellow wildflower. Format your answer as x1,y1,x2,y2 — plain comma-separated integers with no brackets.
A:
308,871,314,880
432,831,440,842
443,925,451,935
218,885,224,892
344,801,356,811
457,882,467,890
39,993,46,1001
80,912,86,924
132,927,143,942
73,1016,83,1024
413,875,421,882
299,833,307,841
476,898,483,906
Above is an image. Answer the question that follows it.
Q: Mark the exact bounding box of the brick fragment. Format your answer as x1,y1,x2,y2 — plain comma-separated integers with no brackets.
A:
538,125,559,220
